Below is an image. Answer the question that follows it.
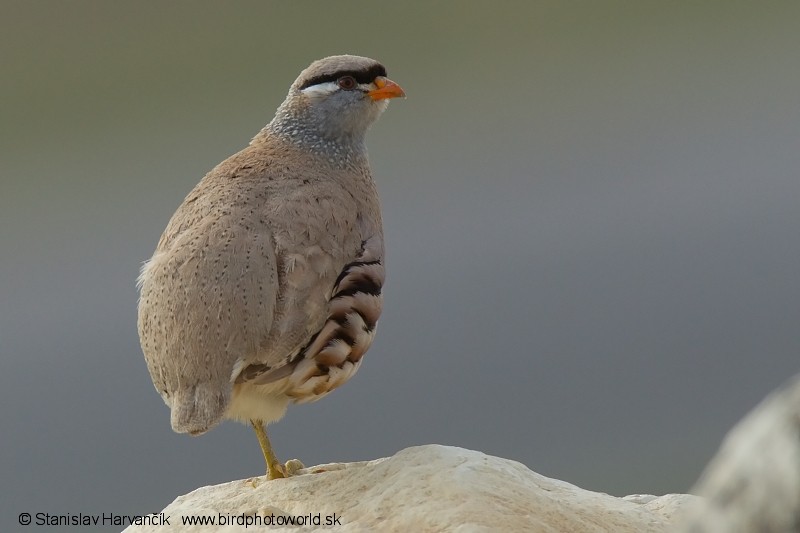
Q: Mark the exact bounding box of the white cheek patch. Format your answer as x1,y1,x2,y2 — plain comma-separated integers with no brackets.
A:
301,81,373,101
301,82,339,100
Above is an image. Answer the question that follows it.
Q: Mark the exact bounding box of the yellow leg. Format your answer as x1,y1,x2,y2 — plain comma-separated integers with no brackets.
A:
251,420,286,480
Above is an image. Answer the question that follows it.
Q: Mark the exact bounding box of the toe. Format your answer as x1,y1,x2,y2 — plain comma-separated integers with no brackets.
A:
267,462,287,480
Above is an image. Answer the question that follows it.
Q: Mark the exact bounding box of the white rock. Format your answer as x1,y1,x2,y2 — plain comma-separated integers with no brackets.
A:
676,374,800,532
123,444,694,533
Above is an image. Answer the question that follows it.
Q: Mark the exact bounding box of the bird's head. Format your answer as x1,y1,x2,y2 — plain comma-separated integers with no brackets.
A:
269,55,405,149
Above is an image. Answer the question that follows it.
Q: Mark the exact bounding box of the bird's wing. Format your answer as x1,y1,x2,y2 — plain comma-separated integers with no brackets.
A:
236,231,385,402
137,155,281,431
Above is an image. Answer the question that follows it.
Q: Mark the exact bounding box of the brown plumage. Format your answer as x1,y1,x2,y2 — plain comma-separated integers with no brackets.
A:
137,55,403,478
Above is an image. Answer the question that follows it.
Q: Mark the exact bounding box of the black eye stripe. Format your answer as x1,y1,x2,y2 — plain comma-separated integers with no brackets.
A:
299,64,387,90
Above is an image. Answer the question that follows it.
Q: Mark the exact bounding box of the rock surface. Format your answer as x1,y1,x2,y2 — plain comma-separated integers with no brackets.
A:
123,445,694,533
676,374,800,533
124,374,800,532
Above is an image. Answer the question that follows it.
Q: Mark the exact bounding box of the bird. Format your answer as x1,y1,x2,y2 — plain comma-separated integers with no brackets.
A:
137,55,404,480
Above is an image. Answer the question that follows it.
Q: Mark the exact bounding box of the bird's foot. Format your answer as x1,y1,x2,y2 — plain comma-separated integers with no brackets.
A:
267,460,287,480
268,458,305,480
249,459,305,487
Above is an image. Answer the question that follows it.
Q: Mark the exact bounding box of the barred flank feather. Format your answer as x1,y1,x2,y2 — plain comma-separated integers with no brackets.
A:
238,236,384,403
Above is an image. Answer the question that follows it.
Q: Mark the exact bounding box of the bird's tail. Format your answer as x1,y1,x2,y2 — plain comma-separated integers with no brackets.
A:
169,383,229,436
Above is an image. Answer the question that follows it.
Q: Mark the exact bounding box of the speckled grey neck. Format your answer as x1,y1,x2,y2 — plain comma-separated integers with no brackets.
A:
261,102,370,167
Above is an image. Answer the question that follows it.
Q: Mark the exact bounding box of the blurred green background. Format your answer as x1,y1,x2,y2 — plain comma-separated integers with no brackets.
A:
3,1,800,530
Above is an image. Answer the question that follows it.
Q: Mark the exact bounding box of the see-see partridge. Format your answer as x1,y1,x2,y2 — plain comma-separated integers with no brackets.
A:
137,55,404,479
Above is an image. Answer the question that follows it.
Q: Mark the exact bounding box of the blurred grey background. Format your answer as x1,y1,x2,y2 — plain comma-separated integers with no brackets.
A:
2,1,799,530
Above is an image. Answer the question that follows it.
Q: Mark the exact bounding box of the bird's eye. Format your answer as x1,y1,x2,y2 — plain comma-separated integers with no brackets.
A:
337,76,358,90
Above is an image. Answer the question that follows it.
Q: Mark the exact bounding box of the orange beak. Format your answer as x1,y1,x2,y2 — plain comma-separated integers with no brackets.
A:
368,77,406,101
